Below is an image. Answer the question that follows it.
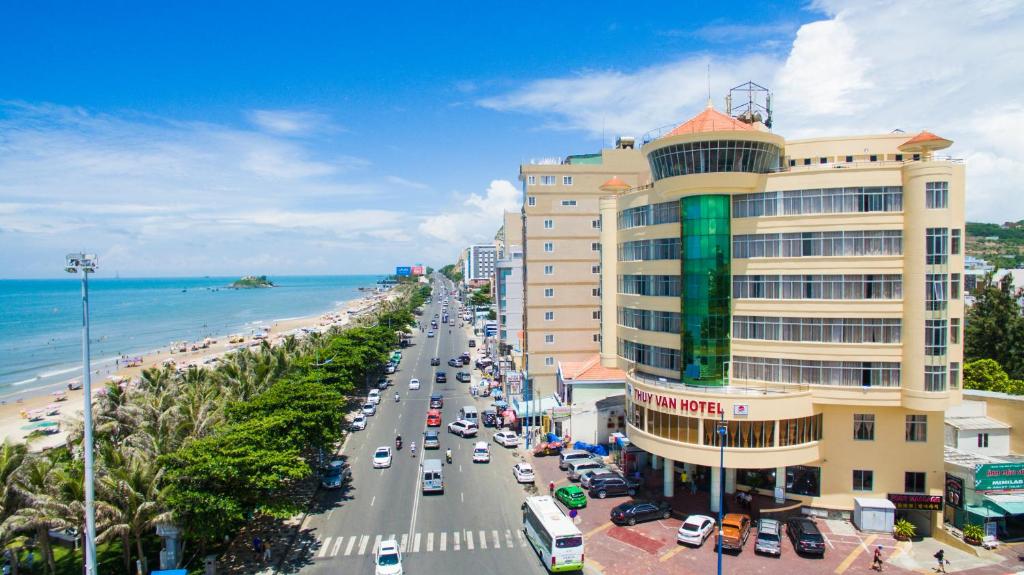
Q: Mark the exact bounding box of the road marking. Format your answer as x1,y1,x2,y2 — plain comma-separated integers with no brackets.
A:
466,529,475,550
372,534,381,555
824,532,835,549
440,531,447,551
834,534,877,574
331,536,344,556
370,496,376,507
517,530,527,546
585,522,614,538
413,533,421,553
659,543,685,563
317,537,332,558
459,465,463,473
357,535,369,555
505,529,514,548
479,529,487,549
461,492,464,502
492,530,500,549
454,531,461,550
327,509,333,521
427,532,434,552
344,536,357,556
399,534,408,553
388,533,396,545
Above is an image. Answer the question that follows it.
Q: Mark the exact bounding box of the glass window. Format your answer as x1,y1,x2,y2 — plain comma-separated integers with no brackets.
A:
733,230,902,259
904,472,926,493
926,228,948,265
544,242,554,253
544,288,554,297
786,466,821,497
925,365,947,391
543,219,553,229
950,318,960,344
544,311,554,320
978,433,989,448
592,242,601,251
733,356,901,388
906,415,927,442
527,175,536,185
540,175,556,186
845,155,853,163
563,176,573,186
544,334,554,343
647,140,781,180
926,181,949,209
528,196,536,206
544,357,554,366
560,199,577,206
854,414,875,440
925,319,947,356
952,229,961,255
925,273,947,311
543,265,553,275
951,362,961,389
592,265,601,274
592,219,601,229
853,470,874,491
733,187,903,218
951,274,961,299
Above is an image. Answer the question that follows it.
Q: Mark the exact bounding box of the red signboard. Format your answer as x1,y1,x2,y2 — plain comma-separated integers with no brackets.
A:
887,493,943,511
632,388,723,416
411,265,425,276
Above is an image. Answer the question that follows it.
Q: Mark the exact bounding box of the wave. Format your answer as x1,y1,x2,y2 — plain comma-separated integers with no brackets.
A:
37,366,81,379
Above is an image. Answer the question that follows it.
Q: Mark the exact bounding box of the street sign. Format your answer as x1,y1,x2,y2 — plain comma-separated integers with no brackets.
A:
975,463,1024,491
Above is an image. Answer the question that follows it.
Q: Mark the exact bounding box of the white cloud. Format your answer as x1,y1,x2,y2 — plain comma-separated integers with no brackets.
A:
247,109,337,136
479,0,1024,222
418,180,520,247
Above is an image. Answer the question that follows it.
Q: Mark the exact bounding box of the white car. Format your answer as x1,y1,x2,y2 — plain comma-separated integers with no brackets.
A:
408,378,421,390
472,441,490,463
512,462,535,483
368,389,381,405
362,403,377,416
374,539,403,575
350,414,367,430
372,446,393,468
447,419,478,437
493,430,519,447
677,514,716,546
427,330,435,338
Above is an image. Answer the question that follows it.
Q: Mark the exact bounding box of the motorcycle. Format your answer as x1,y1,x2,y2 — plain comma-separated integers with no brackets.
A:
394,393,400,403
395,437,402,450
446,450,453,464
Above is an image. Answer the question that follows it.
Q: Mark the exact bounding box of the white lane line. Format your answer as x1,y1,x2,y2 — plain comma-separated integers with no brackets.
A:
388,533,396,545
505,529,514,548
466,530,475,550
516,530,527,547
344,536,357,556
413,532,421,553
454,531,461,551
372,534,382,555
427,532,434,552
330,536,343,556
479,529,487,549
399,534,408,553
459,464,463,473
317,537,332,558
357,535,369,555
370,495,376,507
492,530,500,549
440,531,447,551
461,492,464,502
327,509,333,521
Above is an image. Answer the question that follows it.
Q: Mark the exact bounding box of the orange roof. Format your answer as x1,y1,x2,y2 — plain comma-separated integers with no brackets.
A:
599,176,631,192
898,131,952,152
665,104,754,137
560,355,627,382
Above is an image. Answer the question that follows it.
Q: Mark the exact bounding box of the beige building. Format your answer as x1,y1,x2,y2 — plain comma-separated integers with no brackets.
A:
600,104,964,535
520,143,649,397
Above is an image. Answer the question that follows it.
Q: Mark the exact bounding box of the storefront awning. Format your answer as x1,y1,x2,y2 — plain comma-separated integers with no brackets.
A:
985,494,1024,516
965,504,1003,519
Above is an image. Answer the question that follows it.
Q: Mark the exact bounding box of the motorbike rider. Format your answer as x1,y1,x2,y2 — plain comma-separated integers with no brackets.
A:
410,442,417,456
395,434,402,449
394,391,400,402
445,448,453,463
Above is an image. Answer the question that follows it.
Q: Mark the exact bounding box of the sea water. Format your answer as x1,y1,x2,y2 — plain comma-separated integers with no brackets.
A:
0,275,381,397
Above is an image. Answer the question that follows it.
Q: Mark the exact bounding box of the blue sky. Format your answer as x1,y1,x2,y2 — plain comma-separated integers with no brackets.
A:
1,1,1022,278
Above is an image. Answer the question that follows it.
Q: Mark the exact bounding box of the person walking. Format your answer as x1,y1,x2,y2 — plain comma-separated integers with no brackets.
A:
549,481,555,496
253,536,264,562
934,548,947,573
871,545,883,571
263,541,272,563
680,469,688,489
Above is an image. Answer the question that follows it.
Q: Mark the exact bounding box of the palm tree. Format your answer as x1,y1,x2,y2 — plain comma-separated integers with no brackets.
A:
0,442,27,575
8,453,60,575
98,456,168,575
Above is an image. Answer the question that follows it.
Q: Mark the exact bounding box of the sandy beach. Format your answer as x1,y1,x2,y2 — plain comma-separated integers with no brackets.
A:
0,290,392,450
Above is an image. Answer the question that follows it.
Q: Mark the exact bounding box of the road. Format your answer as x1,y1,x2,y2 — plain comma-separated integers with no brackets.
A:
289,276,550,575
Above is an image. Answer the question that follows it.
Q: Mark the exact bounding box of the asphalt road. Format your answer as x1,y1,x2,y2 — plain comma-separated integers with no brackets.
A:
291,276,550,575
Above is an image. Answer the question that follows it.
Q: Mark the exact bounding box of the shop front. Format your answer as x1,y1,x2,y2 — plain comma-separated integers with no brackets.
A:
944,454,1024,540
887,493,943,537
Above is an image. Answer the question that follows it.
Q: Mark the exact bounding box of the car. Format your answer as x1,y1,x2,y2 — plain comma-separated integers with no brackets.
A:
408,378,420,390
372,446,393,468
482,409,498,427
423,431,440,449
555,485,588,509
460,352,471,363
559,449,600,470
493,430,519,447
368,389,381,403
385,363,396,374
580,468,618,489
321,460,351,490
513,462,535,483
588,475,638,499
429,393,443,408
676,514,716,546
427,331,435,338
377,379,390,390
350,414,367,431
567,460,607,482
610,500,672,526
717,513,752,551
426,409,442,427
468,339,476,347
786,517,826,556
374,539,403,575
362,403,377,416
448,358,462,367
430,357,441,366
456,371,472,383
472,441,490,463
435,371,447,383
755,518,783,556
447,419,478,437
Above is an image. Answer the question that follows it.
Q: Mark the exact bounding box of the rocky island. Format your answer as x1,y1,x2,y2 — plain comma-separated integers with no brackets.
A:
230,275,275,289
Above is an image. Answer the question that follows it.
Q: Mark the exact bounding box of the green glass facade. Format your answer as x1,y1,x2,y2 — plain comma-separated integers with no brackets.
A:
680,195,731,386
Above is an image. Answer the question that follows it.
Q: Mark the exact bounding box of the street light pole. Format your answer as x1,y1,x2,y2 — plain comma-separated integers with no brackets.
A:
716,414,727,575
66,253,98,575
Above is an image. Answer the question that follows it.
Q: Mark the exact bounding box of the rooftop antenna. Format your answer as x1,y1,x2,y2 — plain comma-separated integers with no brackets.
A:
706,63,712,106
727,80,773,129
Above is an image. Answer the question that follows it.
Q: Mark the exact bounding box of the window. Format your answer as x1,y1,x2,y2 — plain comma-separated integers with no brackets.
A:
925,273,947,311
854,414,875,440
733,274,902,300
563,176,573,186
540,175,556,186
543,265,554,275
785,466,821,497
544,311,554,321
789,159,796,167
619,275,682,297
925,365,947,391
925,319,947,356
952,229,961,255
732,316,901,344
978,433,990,448
618,339,680,371
853,470,874,491
591,265,601,274
592,219,601,229
544,242,554,253
845,155,853,163
926,181,949,209
820,157,828,164
926,228,948,265
732,356,901,387
544,288,554,297
906,415,927,442
870,154,878,162
560,199,577,206
951,273,961,299
528,196,536,206
592,288,601,296
543,219,553,229
544,357,554,366
733,187,903,218
732,230,903,259
527,175,536,185
592,242,601,251
618,238,682,261
913,154,921,161
593,334,602,342
803,158,811,166
778,415,824,446
950,318,960,344
895,154,903,161
592,310,601,320
647,139,782,180
904,472,926,494
544,334,554,344
951,362,961,389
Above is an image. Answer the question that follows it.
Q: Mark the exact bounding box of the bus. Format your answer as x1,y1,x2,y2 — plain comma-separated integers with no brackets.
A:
521,496,584,572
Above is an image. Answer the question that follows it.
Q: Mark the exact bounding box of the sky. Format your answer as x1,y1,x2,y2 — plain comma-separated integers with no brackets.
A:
1,0,1022,278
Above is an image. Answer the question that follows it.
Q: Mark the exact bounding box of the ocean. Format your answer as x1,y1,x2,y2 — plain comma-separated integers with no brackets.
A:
0,275,382,398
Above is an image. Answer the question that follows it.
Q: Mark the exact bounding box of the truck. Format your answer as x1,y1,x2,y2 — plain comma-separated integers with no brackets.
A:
717,513,751,551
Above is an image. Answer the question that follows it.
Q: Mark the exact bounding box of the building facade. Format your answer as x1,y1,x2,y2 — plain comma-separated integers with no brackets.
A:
600,104,965,535
464,244,497,285
520,142,649,397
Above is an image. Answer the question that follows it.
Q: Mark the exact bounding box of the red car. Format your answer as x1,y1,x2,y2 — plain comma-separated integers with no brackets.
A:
426,409,442,427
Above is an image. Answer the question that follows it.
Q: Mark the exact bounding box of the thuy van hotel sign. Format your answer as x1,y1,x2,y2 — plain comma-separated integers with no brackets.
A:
632,389,724,416
975,463,1024,492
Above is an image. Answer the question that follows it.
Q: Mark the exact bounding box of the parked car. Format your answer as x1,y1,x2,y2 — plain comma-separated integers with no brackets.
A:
512,462,535,483
372,446,393,468
786,517,826,556
429,394,443,409
567,459,607,482
580,468,618,489
587,475,638,499
377,377,390,389
493,430,519,447
676,515,716,547
559,449,600,470
408,378,420,390
472,441,490,463
448,358,462,367
321,460,351,490
362,403,377,416
350,414,367,431
555,485,588,509
755,518,782,556
610,500,672,526
430,357,441,366
447,419,478,437
456,371,472,383
717,513,752,552
423,430,440,449
385,363,396,374
367,389,381,405
435,371,447,383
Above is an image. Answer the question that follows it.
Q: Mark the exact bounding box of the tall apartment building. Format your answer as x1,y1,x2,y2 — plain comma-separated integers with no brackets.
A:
496,211,525,352
463,244,496,286
520,143,649,397
600,104,964,535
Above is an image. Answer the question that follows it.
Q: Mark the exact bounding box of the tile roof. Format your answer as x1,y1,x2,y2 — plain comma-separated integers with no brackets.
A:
599,176,631,192
898,130,952,151
560,355,626,382
664,104,754,137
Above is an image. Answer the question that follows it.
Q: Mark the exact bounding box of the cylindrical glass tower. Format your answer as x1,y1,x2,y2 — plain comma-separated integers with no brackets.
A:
681,195,731,386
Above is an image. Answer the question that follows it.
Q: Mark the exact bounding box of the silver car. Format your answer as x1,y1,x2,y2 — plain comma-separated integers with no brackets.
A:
567,460,607,481
580,468,618,489
754,518,782,556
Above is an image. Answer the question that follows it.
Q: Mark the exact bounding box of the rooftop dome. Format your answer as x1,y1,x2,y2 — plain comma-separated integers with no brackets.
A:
599,176,631,192
898,131,953,153
664,103,755,137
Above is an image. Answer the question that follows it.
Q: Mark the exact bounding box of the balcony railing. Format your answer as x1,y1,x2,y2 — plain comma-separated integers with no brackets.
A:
629,368,809,395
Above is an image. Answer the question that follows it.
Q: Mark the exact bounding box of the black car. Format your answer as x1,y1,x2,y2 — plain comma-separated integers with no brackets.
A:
468,339,476,347
435,371,447,383
430,357,441,366
429,393,443,409
482,409,497,427
786,517,826,556
448,358,462,367
610,500,672,526
456,371,472,383
460,352,471,363
588,475,639,499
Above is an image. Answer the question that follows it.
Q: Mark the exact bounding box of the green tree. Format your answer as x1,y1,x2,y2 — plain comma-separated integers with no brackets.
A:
965,274,1024,379
964,359,1013,392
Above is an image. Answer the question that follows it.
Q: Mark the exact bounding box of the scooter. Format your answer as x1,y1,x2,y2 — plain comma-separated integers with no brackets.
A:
446,450,453,464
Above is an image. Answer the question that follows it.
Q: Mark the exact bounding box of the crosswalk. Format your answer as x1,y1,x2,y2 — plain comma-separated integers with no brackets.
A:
313,529,528,559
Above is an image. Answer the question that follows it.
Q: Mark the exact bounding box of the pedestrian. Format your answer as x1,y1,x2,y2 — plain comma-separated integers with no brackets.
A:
549,481,555,496
689,479,697,494
253,536,264,561
680,469,688,487
934,548,947,573
263,541,272,563
872,545,884,571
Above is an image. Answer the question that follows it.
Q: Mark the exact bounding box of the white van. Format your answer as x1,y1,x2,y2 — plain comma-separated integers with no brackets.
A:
421,459,444,494
458,405,479,424
472,441,490,463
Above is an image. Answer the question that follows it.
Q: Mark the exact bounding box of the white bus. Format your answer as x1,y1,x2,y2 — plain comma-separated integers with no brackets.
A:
521,496,584,572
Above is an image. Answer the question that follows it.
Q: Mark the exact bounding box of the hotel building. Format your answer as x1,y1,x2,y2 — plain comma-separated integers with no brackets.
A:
520,144,648,397
600,104,964,535
463,244,496,286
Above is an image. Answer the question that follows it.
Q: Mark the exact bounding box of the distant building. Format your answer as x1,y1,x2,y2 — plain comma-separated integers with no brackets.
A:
463,244,496,286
